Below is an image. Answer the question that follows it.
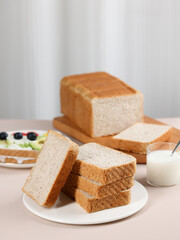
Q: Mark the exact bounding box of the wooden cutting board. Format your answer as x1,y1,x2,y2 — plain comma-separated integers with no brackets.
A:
53,116,180,164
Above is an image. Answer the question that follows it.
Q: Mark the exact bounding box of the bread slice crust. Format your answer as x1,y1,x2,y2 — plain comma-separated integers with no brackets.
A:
62,186,131,213
64,172,134,198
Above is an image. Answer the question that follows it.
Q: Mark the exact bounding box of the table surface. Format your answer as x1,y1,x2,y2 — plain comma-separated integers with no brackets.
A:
0,118,180,240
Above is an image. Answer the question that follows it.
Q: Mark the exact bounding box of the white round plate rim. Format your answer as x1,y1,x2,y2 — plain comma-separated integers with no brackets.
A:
0,130,62,169
23,180,148,225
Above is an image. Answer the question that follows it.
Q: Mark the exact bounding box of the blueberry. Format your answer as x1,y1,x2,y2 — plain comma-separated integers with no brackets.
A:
27,132,37,141
0,132,8,140
14,132,23,140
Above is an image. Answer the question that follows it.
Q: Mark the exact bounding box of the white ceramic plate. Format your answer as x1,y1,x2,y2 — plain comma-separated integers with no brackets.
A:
23,180,148,225
0,130,48,169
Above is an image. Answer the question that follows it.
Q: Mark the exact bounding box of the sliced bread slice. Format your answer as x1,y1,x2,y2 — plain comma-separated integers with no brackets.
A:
111,122,172,154
62,185,131,213
22,130,79,207
64,172,134,198
71,143,136,184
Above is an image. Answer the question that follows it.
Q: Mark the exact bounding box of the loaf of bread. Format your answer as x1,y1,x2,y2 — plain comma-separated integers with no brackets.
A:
22,130,79,207
62,186,131,213
60,72,143,137
64,172,134,198
71,143,136,184
112,122,172,154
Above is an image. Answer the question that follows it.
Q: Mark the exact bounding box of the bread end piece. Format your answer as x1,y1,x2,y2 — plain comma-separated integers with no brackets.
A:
60,75,94,137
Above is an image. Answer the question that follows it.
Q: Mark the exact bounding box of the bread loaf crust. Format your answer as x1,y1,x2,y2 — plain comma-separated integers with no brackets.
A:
61,76,93,136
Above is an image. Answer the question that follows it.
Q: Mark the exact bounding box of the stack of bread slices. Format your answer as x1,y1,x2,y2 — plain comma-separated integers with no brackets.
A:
62,143,136,213
22,131,136,213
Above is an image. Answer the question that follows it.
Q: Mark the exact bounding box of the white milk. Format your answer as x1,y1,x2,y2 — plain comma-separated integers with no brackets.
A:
147,150,180,186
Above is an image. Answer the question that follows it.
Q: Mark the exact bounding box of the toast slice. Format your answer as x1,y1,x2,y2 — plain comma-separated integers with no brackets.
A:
71,143,136,184
62,186,131,213
64,172,134,198
22,130,79,207
112,122,172,154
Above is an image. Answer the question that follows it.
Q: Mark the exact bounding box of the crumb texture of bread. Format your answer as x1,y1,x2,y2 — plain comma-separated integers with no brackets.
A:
113,123,172,142
62,186,131,213
72,143,136,184
64,172,134,198
112,123,172,154
92,93,143,137
22,130,79,207
60,72,143,137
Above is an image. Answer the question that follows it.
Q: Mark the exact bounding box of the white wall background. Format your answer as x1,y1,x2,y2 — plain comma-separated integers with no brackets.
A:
0,0,180,120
